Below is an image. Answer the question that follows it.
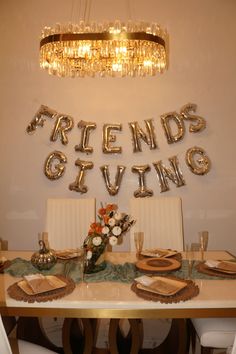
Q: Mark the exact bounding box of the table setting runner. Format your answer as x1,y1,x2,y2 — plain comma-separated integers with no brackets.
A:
4,257,236,283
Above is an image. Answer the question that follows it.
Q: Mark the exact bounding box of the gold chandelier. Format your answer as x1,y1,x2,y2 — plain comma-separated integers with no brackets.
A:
40,19,168,78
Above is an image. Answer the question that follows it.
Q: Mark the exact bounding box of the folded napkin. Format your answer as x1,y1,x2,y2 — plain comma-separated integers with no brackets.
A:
141,248,177,258
23,274,56,294
205,260,220,268
135,275,155,286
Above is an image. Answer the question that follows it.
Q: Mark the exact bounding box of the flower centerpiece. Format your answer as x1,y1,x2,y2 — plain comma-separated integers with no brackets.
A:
83,204,135,273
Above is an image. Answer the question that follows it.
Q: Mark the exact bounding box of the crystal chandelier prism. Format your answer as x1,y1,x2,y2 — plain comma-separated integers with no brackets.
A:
40,20,168,78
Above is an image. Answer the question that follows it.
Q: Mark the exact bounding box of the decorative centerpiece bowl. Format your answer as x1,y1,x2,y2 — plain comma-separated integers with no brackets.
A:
83,204,135,273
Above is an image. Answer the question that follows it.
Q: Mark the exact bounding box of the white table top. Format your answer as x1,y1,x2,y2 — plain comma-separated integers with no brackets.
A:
0,250,235,319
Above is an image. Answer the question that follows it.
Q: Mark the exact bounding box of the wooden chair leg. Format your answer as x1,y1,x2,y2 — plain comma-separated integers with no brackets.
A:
109,319,143,354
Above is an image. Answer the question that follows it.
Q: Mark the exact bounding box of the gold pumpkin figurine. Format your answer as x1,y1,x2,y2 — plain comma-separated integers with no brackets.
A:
31,240,57,270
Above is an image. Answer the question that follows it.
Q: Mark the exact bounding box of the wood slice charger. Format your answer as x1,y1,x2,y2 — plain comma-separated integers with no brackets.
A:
136,257,181,273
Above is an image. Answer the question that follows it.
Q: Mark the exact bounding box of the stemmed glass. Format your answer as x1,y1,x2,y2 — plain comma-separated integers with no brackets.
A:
76,247,85,283
134,232,144,258
199,231,209,261
185,243,194,279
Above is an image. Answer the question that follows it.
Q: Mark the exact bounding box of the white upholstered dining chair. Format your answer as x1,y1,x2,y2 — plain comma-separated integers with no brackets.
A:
190,318,236,354
129,196,184,252
0,315,57,354
109,196,185,353
40,198,96,350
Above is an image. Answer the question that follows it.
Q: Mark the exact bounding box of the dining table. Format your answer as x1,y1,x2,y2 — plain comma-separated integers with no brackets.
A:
0,249,236,353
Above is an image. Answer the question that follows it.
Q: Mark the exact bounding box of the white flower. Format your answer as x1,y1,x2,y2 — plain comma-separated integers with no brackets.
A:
108,218,116,227
114,212,122,221
92,236,102,246
86,250,92,260
102,226,109,235
109,236,118,246
112,226,122,236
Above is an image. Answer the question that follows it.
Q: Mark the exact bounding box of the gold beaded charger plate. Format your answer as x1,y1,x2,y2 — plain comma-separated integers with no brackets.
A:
136,257,181,274
196,262,236,279
7,275,75,303
131,275,199,303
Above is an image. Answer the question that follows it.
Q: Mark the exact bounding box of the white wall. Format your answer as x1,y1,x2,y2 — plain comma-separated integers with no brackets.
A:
0,0,235,254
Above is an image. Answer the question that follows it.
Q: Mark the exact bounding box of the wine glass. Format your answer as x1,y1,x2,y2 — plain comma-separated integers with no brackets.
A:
134,232,144,258
76,247,85,283
199,231,209,261
185,243,194,279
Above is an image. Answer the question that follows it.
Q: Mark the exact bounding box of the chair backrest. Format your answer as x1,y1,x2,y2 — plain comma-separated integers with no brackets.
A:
0,315,12,354
129,197,184,251
46,198,96,250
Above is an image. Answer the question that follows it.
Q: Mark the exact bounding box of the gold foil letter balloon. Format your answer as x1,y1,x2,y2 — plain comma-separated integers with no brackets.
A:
26,105,58,134
100,165,126,196
180,103,206,133
185,146,211,175
75,120,97,154
129,119,158,152
160,111,185,144
131,165,153,197
50,115,74,145
102,124,122,154
44,151,67,180
153,156,185,193
69,159,94,193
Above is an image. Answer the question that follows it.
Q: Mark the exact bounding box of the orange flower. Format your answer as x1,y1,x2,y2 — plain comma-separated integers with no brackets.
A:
103,215,109,224
89,221,102,234
106,204,118,212
95,224,102,233
98,207,106,216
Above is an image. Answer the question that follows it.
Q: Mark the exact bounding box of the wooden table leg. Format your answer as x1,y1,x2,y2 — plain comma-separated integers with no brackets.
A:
63,318,96,354
109,319,143,354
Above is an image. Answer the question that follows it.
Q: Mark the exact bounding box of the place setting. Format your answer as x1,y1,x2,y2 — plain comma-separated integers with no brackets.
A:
7,273,76,303
131,232,200,303
196,259,236,279
7,239,78,303
189,231,236,279
131,274,199,304
134,232,182,274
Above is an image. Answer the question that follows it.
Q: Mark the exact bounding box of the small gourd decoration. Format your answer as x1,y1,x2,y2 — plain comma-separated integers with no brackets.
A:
31,240,57,270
